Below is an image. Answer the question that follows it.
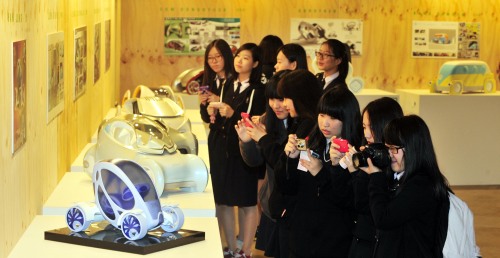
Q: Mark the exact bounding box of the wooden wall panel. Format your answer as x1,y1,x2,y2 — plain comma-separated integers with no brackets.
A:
0,1,118,257
120,0,499,96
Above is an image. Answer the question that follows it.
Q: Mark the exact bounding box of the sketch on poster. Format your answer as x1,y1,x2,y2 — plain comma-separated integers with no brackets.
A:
164,18,240,56
290,18,363,57
12,40,27,154
94,22,101,83
105,20,111,72
74,26,87,100
47,32,65,123
412,21,480,59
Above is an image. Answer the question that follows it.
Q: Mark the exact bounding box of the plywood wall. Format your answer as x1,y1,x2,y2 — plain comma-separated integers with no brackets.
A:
0,1,118,257
120,0,499,96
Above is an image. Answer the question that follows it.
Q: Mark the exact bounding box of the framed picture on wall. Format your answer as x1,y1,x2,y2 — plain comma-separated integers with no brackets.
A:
94,22,101,84
105,20,111,72
12,40,27,154
47,32,65,124
74,26,87,101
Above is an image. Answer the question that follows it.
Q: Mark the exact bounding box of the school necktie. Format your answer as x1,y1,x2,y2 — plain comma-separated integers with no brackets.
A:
321,77,326,89
235,82,242,94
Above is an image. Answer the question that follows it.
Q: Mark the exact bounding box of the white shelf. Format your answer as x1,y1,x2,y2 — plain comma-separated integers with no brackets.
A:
397,89,500,185
354,89,399,110
8,215,222,258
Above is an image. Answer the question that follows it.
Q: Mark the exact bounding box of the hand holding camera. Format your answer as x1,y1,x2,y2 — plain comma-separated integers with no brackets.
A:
352,143,391,170
284,134,301,158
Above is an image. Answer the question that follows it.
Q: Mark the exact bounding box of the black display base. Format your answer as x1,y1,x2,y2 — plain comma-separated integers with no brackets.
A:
44,222,205,255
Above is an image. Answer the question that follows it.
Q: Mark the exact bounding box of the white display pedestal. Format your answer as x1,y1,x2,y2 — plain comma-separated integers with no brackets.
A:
8,216,222,258
397,89,500,185
354,89,399,110
43,172,216,217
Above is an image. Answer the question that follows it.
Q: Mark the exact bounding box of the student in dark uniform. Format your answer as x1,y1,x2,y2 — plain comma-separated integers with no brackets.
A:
344,97,404,258
360,115,451,258
207,43,266,258
276,86,363,258
198,39,236,257
314,39,350,92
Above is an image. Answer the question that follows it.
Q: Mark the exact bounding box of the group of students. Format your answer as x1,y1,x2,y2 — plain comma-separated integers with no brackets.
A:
198,36,453,258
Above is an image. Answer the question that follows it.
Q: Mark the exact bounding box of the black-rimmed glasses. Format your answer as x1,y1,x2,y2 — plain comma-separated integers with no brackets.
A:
387,145,404,154
314,51,335,59
207,55,222,63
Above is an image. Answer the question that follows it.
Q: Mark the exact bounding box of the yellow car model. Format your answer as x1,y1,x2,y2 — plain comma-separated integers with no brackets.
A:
430,60,496,94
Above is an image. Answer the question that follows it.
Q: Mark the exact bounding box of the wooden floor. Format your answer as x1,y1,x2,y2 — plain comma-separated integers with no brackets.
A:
250,186,500,258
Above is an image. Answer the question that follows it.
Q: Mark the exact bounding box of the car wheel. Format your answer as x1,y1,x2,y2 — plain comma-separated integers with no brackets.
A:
161,206,184,232
66,206,90,232
450,80,463,95
484,79,495,93
120,212,148,240
186,80,200,95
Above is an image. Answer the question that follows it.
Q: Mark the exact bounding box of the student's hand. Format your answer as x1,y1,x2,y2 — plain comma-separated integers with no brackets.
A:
207,93,220,103
284,134,300,158
251,115,261,125
300,149,323,176
341,145,358,173
329,136,346,166
219,103,234,118
246,119,267,142
235,120,252,143
199,91,209,105
359,158,382,174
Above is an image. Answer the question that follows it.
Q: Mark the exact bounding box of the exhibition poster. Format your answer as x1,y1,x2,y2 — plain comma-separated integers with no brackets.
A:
412,21,480,59
164,18,240,56
47,32,65,124
12,40,27,154
105,20,111,72
290,18,363,57
94,22,101,84
74,26,87,101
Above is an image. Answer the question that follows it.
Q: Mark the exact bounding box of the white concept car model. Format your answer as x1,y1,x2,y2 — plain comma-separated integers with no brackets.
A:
83,114,208,196
66,159,185,240
121,85,197,155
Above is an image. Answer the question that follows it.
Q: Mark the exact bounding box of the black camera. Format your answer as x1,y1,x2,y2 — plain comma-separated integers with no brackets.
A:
352,143,391,169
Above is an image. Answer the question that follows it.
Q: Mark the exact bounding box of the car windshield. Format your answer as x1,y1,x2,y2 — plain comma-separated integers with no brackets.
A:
126,114,175,149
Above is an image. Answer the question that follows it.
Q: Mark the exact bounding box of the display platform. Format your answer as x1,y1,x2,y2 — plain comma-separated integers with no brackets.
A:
45,222,204,255
354,89,399,110
397,89,500,185
43,172,215,217
70,143,95,172
8,216,222,258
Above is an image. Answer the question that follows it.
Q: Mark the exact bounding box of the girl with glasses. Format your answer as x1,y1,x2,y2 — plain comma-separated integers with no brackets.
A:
360,115,451,258
340,97,404,258
315,39,351,91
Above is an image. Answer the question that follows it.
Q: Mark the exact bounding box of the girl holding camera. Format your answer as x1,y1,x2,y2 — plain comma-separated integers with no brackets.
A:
360,115,450,257
341,97,404,258
276,86,362,257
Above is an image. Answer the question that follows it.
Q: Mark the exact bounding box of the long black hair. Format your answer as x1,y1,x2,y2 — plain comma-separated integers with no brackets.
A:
362,97,403,144
264,70,292,139
277,70,322,122
307,87,363,152
384,115,450,201
202,39,234,86
277,43,308,70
